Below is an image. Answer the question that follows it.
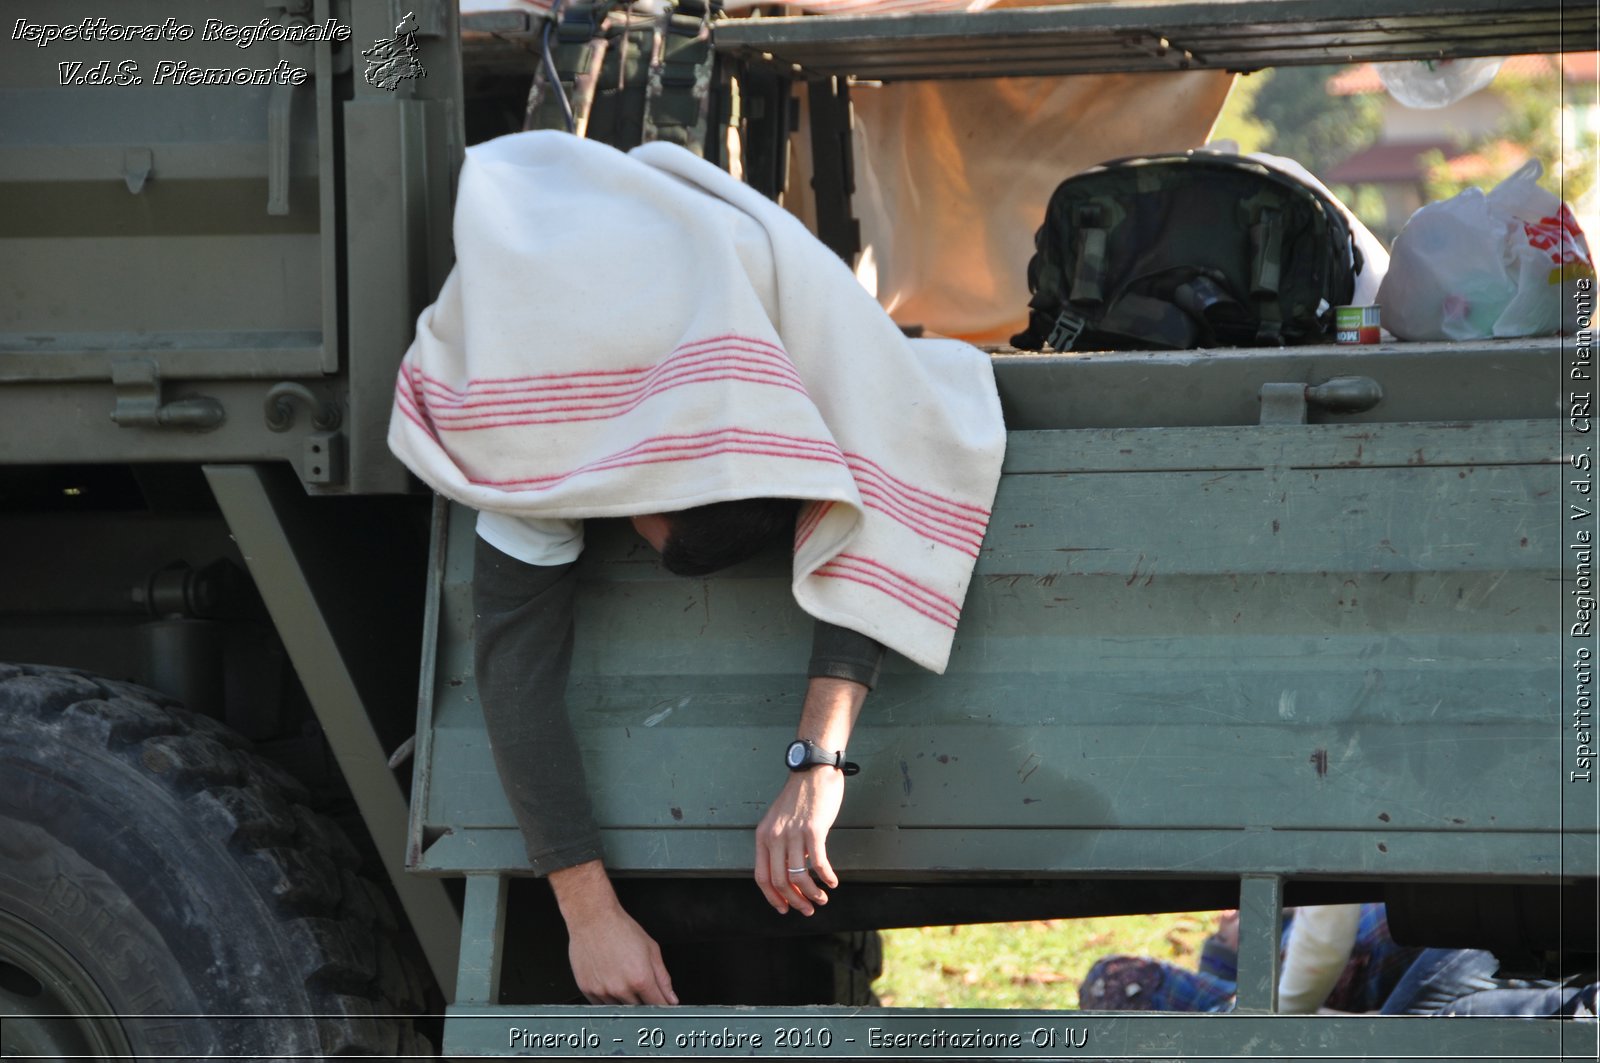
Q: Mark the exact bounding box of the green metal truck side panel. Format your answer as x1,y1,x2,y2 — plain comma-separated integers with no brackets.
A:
991,341,1559,431
3,0,1592,1046
0,1,331,371
423,350,1587,1060
0,0,462,494
413,384,1579,883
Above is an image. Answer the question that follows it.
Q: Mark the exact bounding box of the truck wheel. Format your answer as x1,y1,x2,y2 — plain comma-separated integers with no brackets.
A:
0,663,432,1059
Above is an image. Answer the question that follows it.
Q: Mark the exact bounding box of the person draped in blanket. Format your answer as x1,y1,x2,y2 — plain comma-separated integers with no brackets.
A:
389,132,1006,1006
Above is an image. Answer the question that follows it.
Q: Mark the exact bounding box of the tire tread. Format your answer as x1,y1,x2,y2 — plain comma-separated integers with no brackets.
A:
0,663,433,1057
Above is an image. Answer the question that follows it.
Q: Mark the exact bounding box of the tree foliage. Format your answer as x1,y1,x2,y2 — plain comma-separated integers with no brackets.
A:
1237,65,1384,179
1422,67,1598,205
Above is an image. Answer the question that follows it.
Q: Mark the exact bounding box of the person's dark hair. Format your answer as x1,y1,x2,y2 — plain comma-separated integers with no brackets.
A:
659,497,800,576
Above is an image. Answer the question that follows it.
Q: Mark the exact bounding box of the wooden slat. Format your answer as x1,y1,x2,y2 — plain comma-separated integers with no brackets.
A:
414,822,1580,878
419,384,1573,874
1002,419,1559,474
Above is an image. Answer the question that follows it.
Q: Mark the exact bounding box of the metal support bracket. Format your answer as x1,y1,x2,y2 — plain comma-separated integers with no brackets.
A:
203,464,460,996
109,358,226,431
302,431,345,486
456,875,510,1005
1235,873,1285,1013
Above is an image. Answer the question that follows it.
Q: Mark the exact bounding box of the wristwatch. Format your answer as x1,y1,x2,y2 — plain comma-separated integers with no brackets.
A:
785,738,860,776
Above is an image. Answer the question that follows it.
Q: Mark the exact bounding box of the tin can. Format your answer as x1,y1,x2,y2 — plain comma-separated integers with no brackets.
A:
1335,305,1382,345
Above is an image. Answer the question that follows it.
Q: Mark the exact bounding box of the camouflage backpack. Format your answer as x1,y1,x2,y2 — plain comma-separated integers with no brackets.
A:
1010,152,1362,352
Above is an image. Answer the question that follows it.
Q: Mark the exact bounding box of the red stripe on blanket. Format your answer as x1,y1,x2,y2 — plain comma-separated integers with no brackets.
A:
423,365,802,419
417,347,804,406
833,552,963,612
514,426,842,474
413,334,793,393
794,500,834,551
472,443,844,490
844,452,992,519
856,489,982,558
467,428,847,489
848,466,988,542
430,372,812,430
813,562,960,630
422,360,804,417
394,377,439,441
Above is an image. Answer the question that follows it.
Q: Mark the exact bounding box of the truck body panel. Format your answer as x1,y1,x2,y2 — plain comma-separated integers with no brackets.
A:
0,0,1594,1054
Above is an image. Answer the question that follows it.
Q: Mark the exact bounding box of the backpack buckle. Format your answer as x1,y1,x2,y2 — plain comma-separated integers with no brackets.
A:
1046,309,1087,351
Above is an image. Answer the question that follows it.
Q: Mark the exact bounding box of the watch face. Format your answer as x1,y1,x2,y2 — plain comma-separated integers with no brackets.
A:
786,741,807,768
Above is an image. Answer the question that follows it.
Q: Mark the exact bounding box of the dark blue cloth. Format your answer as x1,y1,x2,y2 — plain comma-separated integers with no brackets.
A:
1077,904,1415,1013
1381,947,1586,1017
1380,949,1509,1015
1440,982,1596,1018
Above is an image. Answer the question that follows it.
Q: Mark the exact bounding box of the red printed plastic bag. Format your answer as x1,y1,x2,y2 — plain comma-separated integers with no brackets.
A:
1379,160,1593,341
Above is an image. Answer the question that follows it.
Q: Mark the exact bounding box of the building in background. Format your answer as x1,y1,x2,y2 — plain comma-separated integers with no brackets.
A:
1323,53,1598,245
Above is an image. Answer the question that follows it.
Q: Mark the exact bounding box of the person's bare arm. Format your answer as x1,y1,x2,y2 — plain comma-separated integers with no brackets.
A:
754,675,868,915
549,859,678,1006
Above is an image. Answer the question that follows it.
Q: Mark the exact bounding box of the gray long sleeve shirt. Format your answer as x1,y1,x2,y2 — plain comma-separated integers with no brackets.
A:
472,536,885,875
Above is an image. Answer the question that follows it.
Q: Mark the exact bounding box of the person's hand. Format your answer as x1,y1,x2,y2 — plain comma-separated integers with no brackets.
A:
1214,909,1240,951
754,767,847,916
565,903,677,1005
549,860,677,1005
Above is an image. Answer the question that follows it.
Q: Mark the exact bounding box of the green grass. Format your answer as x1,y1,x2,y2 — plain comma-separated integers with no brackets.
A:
874,912,1224,1009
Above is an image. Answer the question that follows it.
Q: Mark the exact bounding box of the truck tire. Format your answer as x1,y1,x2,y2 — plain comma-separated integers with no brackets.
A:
0,663,432,1059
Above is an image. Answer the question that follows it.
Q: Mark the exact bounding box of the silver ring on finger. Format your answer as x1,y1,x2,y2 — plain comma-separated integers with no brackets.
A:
787,865,808,874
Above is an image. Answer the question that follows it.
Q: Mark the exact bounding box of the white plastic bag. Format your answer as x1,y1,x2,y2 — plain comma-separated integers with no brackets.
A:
1376,58,1503,109
1379,160,1594,341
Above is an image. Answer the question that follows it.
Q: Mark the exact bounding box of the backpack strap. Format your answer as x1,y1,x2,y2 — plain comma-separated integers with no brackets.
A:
1068,205,1108,307
640,4,673,144
1250,206,1283,296
1255,299,1284,345
1250,205,1286,344
566,11,614,138
1069,227,1107,305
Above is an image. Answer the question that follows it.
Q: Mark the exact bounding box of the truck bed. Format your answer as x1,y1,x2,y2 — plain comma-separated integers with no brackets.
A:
412,337,1584,885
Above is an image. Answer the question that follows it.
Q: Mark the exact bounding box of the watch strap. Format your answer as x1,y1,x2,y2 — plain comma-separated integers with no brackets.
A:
788,738,860,775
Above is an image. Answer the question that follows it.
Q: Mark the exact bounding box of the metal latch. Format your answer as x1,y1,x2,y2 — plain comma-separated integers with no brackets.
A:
110,358,226,430
1258,376,1383,425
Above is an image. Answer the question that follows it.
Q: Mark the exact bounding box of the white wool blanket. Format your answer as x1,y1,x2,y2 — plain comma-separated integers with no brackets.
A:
388,131,1005,673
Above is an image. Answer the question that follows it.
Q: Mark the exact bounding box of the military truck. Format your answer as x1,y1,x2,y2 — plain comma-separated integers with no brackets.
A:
1,0,1595,1058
